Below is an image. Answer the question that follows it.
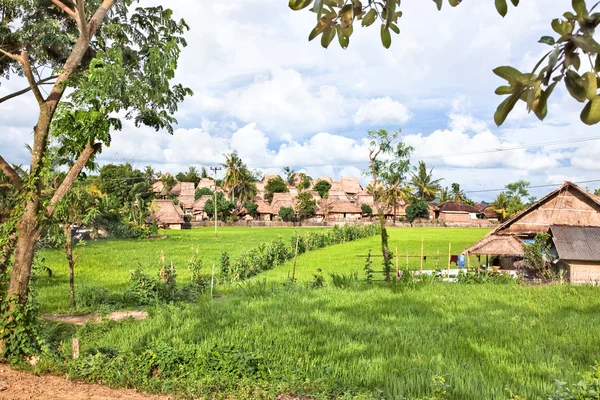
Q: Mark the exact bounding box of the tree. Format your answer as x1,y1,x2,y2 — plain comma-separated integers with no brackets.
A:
53,184,103,308
450,183,467,203
297,173,312,191
405,198,430,223
264,176,289,202
204,192,235,220
0,1,191,316
313,180,332,198
195,187,214,201
410,161,442,201
491,191,510,222
279,206,295,222
98,164,144,206
244,201,259,218
160,174,178,196
176,166,201,186
200,167,209,179
437,187,451,203
492,180,533,220
235,169,258,204
595,189,600,196
522,232,556,281
284,166,296,186
295,192,316,220
291,1,600,126
361,203,373,217
143,166,156,185
365,128,413,283
222,152,245,203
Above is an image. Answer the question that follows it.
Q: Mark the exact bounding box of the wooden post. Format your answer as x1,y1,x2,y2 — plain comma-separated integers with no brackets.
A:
406,251,409,270
395,246,399,280
467,252,471,269
448,242,452,269
72,338,80,359
210,263,215,300
420,237,424,273
291,234,299,283
436,249,439,269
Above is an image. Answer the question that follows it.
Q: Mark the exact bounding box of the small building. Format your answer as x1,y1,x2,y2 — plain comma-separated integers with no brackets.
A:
329,201,362,222
550,225,600,284
435,201,484,223
177,182,196,212
256,200,274,221
192,195,212,221
147,200,185,229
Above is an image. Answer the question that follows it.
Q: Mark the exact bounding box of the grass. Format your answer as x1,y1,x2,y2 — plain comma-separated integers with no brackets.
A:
55,282,600,400
258,227,489,283
36,227,326,313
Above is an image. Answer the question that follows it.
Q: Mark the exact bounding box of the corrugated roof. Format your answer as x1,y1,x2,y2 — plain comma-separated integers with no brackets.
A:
551,225,600,261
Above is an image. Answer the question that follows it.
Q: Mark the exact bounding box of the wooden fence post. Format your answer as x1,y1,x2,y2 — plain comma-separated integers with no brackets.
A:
210,263,215,300
448,242,452,269
420,237,424,273
291,234,299,283
395,246,399,280
72,338,80,359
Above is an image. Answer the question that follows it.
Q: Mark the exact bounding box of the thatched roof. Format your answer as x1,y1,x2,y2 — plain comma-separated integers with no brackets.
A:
329,201,362,214
550,225,600,261
256,200,273,214
262,174,280,184
170,182,182,196
196,178,215,190
148,200,184,224
152,181,167,196
492,181,600,236
340,177,362,194
192,195,212,212
271,192,294,210
438,201,480,214
464,235,525,256
177,182,196,209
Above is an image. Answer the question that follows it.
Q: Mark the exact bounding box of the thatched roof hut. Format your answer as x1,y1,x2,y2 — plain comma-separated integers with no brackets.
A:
464,235,525,256
147,200,184,228
192,195,212,213
340,177,362,194
178,182,196,210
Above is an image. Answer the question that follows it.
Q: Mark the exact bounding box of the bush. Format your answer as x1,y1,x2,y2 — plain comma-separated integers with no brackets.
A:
128,268,160,305
361,203,373,216
279,206,295,222
406,198,430,223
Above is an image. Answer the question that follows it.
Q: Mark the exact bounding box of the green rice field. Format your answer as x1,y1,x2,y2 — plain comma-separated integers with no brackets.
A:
33,226,600,399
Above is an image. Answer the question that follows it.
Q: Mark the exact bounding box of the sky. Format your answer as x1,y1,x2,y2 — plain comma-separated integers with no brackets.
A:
1,0,600,201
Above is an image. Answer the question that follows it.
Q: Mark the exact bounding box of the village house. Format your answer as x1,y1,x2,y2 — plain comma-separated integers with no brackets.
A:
434,201,485,223
146,199,185,229
464,181,600,281
192,195,212,221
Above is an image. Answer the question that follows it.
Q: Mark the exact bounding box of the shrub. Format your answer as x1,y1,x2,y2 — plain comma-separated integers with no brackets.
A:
406,198,430,223
361,203,373,216
329,271,359,289
244,201,258,218
279,206,295,222
128,268,160,305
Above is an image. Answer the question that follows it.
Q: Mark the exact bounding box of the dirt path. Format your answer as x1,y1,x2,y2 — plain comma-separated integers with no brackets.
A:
0,364,174,399
42,310,149,325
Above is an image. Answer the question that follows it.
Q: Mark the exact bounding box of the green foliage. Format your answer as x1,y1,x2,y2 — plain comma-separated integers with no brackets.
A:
329,271,359,288
492,180,533,220
313,179,332,198
185,249,208,297
278,206,295,222
310,269,325,288
244,201,259,218
175,167,201,186
364,250,374,283
406,198,430,223
546,364,600,400
297,173,312,191
361,203,373,216
220,252,231,276
295,192,316,220
523,232,556,280
283,166,296,186
204,192,235,220
194,187,213,200
264,176,289,202
128,268,160,305
410,161,442,201
456,269,519,285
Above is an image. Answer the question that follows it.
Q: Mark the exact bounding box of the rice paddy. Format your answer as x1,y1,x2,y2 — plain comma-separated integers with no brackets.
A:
34,227,600,399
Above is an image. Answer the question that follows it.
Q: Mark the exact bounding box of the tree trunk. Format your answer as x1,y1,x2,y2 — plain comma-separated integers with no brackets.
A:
0,232,17,277
378,213,391,283
63,224,76,309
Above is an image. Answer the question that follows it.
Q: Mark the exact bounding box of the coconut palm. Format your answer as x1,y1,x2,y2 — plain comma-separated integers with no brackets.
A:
222,152,245,203
438,187,451,203
410,161,442,201
236,169,258,204
491,191,510,222
450,182,467,203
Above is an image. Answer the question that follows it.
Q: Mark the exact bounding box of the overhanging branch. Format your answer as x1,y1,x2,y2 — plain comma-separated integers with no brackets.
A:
46,142,102,216
0,75,58,104
20,51,45,106
0,155,22,189
50,0,77,19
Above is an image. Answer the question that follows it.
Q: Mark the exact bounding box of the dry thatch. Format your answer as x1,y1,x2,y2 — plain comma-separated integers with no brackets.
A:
340,177,362,194
464,235,525,256
148,200,184,225
196,178,215,190
329,201,362,214
256,200,273,214
192,195,212,213
493,181,600,236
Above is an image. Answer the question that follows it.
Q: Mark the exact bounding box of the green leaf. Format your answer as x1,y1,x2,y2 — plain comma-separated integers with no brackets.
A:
433,0,442,10
563,11,577,19
312,0,323,18
289,0,314,11
572,0,588,18
495,0,508,17
336,25,349,49
389,23,400,34
308,24,322,41
510,0,519,5
448,0,462,7
538,36,555,46
571,35,600,53
493,66,523,83
581,96,600,125
551,19,572,36
596,54,600,72
533,81,557,121
321,27,336,48
582,72,598,100
565,51,581,70
361,8,377,27
495,85,513,95
494,92,520,126
565,70,587,102
385,0,396,28
380,25,391,48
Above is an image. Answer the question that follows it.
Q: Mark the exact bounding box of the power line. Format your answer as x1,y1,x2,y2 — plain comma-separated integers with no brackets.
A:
463,179,600,194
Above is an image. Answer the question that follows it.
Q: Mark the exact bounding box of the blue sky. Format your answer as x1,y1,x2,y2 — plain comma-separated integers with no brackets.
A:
1,0,599,201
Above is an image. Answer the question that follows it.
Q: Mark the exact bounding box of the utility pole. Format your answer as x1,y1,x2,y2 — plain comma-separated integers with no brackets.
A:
210,166,222,238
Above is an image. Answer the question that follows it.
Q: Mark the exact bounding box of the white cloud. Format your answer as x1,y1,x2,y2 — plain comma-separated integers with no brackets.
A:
354,97,411,126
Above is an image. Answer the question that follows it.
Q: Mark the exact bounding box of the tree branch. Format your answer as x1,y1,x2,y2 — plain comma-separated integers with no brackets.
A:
0,155,22,189
88,0,114,37
0,48,22,63
46,142,102,217
0,75,58,104
75,0,88,38
20,51,45,106
50,0,77,19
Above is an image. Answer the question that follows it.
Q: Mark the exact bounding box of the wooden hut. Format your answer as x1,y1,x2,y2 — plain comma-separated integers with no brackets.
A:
329,201,362,221
147,200,185,229
177,182,196,212
435,201,484,223
192,195,212,221
550,225,600,284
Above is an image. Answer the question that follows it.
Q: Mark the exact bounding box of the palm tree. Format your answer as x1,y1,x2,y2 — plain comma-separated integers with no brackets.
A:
222,152,245,203
438,187,451,203
200,167,209,179
410,161,442,201
236,169,258,204
491,191,510,222
450,183,467,203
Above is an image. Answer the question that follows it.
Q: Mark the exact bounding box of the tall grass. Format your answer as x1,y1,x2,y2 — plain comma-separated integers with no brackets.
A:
48,283,600,400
